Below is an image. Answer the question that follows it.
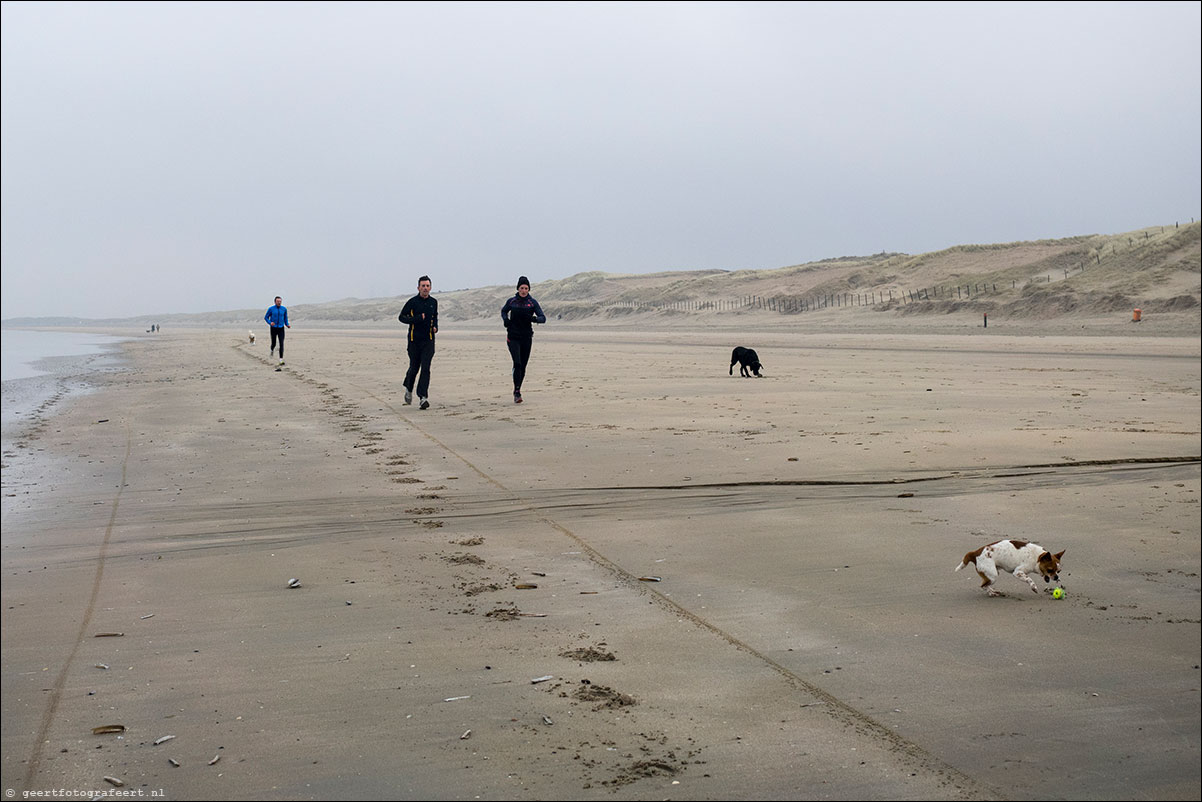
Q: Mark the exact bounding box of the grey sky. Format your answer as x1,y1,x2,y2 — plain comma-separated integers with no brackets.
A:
2,0,1199,319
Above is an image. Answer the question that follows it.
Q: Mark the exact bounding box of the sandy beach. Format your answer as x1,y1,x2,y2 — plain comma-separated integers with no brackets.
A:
2,317,1199,801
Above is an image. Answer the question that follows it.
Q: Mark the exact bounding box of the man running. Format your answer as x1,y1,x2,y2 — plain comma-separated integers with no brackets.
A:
398,276,438,409
265,296,290,366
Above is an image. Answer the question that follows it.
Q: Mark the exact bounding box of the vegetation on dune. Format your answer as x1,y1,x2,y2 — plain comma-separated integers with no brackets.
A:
7,222,1197,327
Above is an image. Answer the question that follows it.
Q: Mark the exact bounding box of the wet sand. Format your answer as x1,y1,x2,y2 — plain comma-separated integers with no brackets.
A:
2,320,1199,800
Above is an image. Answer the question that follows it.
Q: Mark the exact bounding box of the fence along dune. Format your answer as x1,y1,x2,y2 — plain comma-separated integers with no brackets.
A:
308,219,1199,325
8,221,1193,328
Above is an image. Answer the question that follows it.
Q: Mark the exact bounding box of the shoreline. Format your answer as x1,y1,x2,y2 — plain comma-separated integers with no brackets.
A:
2,340,134,523
2,325,1198,800
2,332,134,423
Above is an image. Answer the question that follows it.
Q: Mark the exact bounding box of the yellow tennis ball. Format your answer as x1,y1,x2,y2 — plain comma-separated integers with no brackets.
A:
1052,587,1064,600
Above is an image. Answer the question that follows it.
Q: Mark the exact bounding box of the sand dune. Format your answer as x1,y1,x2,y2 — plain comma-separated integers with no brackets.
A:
6,221,1197,332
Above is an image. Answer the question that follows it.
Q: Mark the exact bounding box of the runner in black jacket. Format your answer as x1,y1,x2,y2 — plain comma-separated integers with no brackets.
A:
399,275,438,409
500,276,546,404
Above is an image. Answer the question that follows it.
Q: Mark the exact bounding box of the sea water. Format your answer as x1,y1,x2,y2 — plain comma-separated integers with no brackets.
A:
1,329,132,426
1,330,133,381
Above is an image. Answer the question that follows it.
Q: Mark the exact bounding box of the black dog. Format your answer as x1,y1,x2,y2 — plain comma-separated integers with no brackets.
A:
730,347,763,378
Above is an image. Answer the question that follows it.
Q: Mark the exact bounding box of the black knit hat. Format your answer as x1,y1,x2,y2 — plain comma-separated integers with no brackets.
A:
517,276,530,289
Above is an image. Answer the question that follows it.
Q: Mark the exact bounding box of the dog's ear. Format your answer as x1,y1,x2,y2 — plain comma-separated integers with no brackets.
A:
1054,550,1065,560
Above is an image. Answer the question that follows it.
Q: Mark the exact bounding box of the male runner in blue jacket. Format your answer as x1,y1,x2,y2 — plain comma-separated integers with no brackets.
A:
265,296,290,365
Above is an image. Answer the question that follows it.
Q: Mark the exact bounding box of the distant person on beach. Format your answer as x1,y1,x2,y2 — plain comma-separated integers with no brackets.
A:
265,296,289,365
500,275,546,404
398,275,438,410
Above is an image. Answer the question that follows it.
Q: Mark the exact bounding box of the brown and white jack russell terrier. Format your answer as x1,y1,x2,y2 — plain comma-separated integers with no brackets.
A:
956,539,1064,597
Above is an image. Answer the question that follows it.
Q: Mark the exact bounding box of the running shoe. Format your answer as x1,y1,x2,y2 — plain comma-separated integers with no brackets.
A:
404,389,413,405
419,397,430,410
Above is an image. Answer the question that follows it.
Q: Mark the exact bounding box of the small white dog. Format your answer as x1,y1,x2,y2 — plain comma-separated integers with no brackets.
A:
249,331,256,344
956,539,1064,596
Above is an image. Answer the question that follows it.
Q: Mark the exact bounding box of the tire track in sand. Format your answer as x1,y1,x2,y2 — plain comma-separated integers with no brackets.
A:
235,338,998,796
352,384,1002,799
22,429,131,789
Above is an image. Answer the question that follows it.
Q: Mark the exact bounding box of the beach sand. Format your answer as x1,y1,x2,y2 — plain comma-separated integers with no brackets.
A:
2,319,1199,800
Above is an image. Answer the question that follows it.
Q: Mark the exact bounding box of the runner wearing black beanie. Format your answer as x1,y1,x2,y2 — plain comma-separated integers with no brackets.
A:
500,276,547,403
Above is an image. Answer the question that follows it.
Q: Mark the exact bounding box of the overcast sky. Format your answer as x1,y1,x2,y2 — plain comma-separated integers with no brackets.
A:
2,1,1199,319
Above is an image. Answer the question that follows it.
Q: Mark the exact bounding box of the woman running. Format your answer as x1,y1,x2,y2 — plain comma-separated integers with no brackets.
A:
500,275,547,403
